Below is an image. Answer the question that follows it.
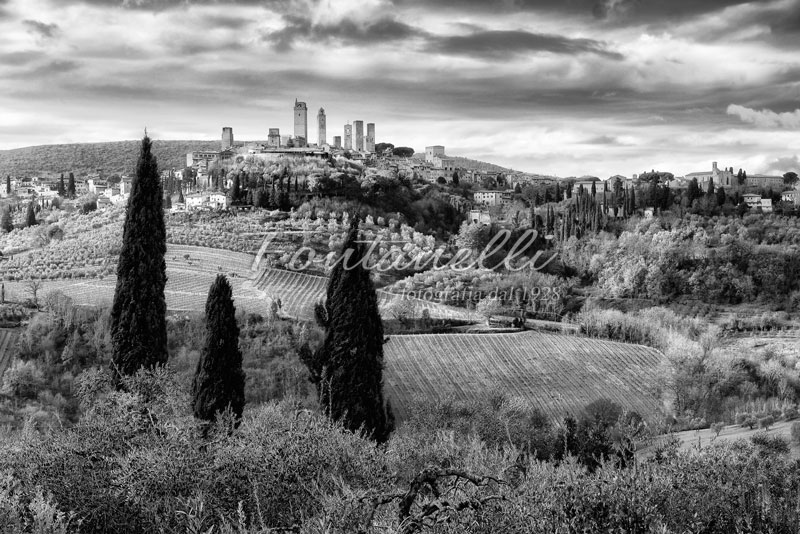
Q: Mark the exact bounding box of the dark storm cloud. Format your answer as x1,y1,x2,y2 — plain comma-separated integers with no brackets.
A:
390,0,754,22
73,0,282,9
212,15,252,29
428,30,623,59
266,15,424,50
583,135,622,144
5,59,80,80
23,19,59,38
0,50,44,66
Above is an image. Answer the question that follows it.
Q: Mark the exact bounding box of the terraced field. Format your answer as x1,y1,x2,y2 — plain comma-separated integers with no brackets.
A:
0,329,18,380
382,331,665,422
254,268,476,322
0,244,273,315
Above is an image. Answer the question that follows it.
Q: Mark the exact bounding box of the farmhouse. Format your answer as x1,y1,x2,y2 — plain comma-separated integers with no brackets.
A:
781,190,800,206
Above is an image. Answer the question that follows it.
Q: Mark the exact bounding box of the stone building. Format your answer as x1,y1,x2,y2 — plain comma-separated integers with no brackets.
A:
317,108,326,147
221,127,234,150
354,120,364,151
344,124,352,150
294,99,307,142
366,123,375,153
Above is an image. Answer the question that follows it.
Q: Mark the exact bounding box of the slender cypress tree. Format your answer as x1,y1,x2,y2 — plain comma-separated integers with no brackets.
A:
192,274,245,423
25,202,36,227
1,208,12,233
110,134,168,380
67,172,76,198
5,175,10,195
57,173,66,196
302,217,393,442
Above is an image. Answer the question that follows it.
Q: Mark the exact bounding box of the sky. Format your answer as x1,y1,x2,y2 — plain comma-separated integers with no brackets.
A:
0,0,799,177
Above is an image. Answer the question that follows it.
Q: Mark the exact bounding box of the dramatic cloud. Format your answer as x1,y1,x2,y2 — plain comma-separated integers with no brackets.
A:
764,155,800,174
727,104,800,129
429,30,623,59
0,0,798,176
22,19,58,38
266,15,423,50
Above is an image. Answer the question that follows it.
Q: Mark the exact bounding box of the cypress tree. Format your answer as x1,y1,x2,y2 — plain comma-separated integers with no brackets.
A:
178,188,185,204
230,173,240,202
1,208,12,233
5,175,10,195
110,134,168,380
192,274,245,423
67,172,76,198
25,202,36,227
302,217,393,442
716,186,726,207
58,173,66,196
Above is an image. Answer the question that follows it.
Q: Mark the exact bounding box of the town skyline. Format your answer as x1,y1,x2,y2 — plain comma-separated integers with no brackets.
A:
0,0,798,177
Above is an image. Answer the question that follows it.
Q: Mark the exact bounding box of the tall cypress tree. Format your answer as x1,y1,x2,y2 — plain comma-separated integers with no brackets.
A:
67,172,76,198
110,134,168,380
58,173,66,196
1,208,13,233
5,175,10,195
303,217,393,442
192,274,245,423
25,202,36,227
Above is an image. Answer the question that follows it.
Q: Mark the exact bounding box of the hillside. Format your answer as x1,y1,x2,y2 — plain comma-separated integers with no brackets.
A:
0,140,228,176
383,331,665,422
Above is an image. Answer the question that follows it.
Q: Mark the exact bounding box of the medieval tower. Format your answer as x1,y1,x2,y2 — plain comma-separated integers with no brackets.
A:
293,99,308,144
221,127,234,150
354,120,364,151
317,108,326,147
366,123,375,153
344,123,352,150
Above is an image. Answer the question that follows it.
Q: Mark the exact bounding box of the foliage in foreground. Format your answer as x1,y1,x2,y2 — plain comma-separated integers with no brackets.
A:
1,367,800,534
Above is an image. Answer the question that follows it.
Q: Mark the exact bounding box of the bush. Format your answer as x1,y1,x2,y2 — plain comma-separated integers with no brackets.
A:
743,417,757,429
711,422,725,438
759,415,775,430
750,431,790,456
785,407,799,421
791,422,800,444
735,413,748,425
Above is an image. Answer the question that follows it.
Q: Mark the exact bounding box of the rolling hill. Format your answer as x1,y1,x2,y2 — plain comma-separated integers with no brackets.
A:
382,331,665,422
0,140,228,177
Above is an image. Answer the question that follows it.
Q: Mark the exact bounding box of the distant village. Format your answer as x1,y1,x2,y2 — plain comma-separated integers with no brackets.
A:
3,99,798,221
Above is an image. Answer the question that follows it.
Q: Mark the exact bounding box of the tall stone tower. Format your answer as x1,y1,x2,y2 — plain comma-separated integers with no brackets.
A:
354,120,364,151
294,99,307,143
221,127,234,150
366,123,375,153
344,123,352,150
333,136,342,148
317,108,326,147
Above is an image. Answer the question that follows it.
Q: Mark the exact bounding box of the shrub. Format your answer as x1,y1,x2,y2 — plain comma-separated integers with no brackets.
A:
784,407,798,420
758,415,775,430
750,431,790,456
711,422,725,438
735,413,748,425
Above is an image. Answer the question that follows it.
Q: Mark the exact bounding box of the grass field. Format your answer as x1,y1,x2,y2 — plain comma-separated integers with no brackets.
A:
382,331,665,422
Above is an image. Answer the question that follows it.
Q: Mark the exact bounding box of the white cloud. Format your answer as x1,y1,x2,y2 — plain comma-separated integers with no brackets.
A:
727,104,800,129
